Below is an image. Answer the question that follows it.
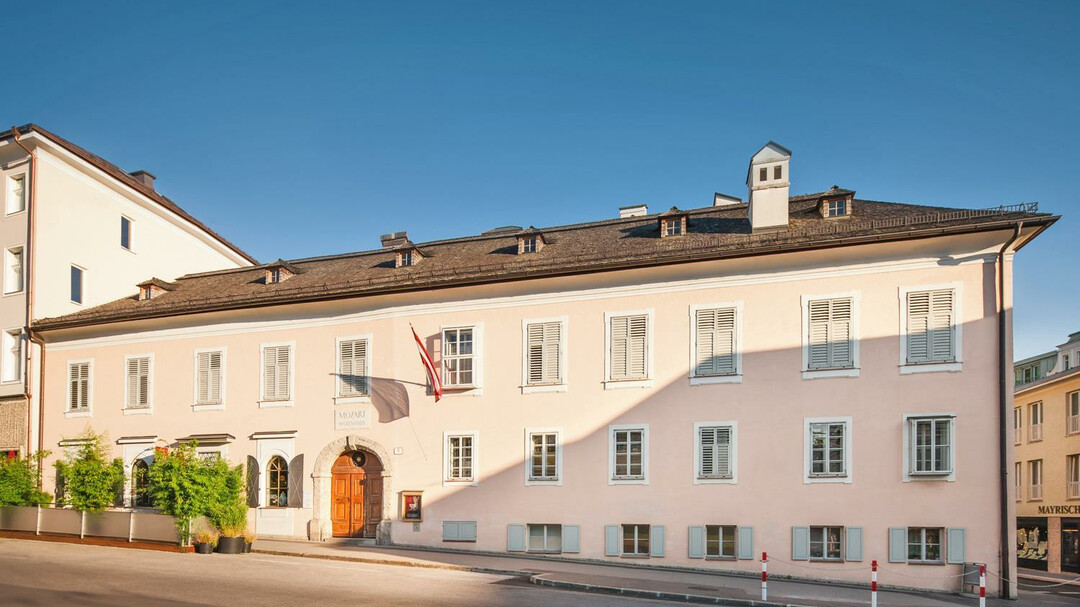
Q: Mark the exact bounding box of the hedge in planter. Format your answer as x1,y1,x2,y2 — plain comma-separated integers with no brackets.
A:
0,451,52,507
148,441,246,546
54,430,124,513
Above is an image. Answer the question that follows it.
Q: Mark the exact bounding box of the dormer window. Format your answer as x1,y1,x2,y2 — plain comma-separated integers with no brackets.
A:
826,199,847,217
263,260,299,284
665,220,682,236
659,208,688,238
516,230,546,254
400,250,413,267
269,268,283,283
141,286,152,300
396,248,423,268
136,278,176,301
521,237,538,253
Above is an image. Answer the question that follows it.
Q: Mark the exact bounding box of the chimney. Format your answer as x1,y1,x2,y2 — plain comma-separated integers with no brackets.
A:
619,204,648,218
713,192,742,206
130,170,156,191
380,231,410,249
746,142,791,233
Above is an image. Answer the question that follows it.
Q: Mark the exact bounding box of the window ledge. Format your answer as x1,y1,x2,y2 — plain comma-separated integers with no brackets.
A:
805,475,852,485
334,395,372,405
2,290,24,297
694,476,736,485
609,477,648,486
906,560,946,566
64,410,91,419
0,379,21,385
525,477,563,487
900,362,962,375
122,407,152,416
522,384,568,394
706,555,738,561
690,375,742,386
192,403,225,412
809,558,845,563
259,400,294,409
442,387,483,397
442,479,478,487
802,368,859,380
604,379,654,390
620,554,652,559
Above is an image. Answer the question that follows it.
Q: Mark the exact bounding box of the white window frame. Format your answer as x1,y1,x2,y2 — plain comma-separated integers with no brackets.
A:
693,421,737,485
524,427,563,486
1015,461,1022,502
604,309,654,390
192,347,227,411
1066,454,1080,500
688,302,743,385
120,215,134,252
809,525,845,561
520,317,568,394
526,523,562,553
898,282,963,374
64,359,93,419
5,173,26,216
1014,407,1023,445
70,264,85,306
443,430,479,486
902,413,957,482
622,524,651,557
253,432,296,509
1029,459,1043,501
705,524,738,559
803,416,853,484
906,527,944,563
1,327,22,384
1068,391,1080,436
440,323,483,395
122,354,154,415
608,423,649,485
800,292,860,380
4,245,24,295
259,341,295,408
1029,402,1044,442
335,334,373,404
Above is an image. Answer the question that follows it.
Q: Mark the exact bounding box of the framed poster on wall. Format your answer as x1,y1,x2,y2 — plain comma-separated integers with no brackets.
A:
401,491,423,522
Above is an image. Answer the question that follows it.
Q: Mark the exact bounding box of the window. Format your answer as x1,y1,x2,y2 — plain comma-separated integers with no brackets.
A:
808,421,848,478
524,320,563,388
528,431,559,482
2,329,22,383
1015,461,1022,501
70,265,84,304
528,524,562,553
1065,354,1071,371
758,167,768,182
903,287,958,366
4,247,23,294
521,237,538,253
1067,454,1080,500
696,424,734,481
338,338,370,397
399,250,413,267
773,165,782,180
1029,460,1043,500
131,460,151,508
442,327,475,387
1029,402,1044,442
664,218,682,236
909,417,953,475
706,525,737,559
67,361,91,413
804,296,855,373
607,312,650,383
195,350,223,405
267,456,288,507
810,526,843,560
610,425,647,483
825,199,847,217
692,305,739,380
1014,407,1023,445
120,216,132,251
907,528,942,562
6,174,25,214
622,524,650,556
261,345,292,402
124,356,151,410
446,433,475,482
1068,391,1079,435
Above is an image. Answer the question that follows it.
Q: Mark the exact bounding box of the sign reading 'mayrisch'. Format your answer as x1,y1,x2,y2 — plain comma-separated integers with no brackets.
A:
1037,505,1080,515
335,405,372,430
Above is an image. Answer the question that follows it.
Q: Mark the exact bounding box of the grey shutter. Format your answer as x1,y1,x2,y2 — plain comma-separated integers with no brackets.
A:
442,522,460,541
889,527,908,563
929,290,955,362
288,455,303,509
688,526,705,558
807,300,832,369
604,525,620,556
507,524,526,552
907,292,931,363
791,526,810,560
562,525,580,553
461,521,477,541
699,426,731,478
946,528,965,564
808,298,853,369
695,307,736,376
69,364,83,411
650,525,665,557
737,526,754,560
846,527,863,562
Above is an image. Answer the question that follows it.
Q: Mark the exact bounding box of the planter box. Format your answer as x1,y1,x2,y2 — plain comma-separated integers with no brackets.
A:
0,506,39,533
131,512,181,544
39,508,81,536
84,511,130,539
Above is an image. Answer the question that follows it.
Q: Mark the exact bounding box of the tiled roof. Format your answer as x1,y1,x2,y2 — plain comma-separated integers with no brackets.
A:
33,196,1056,331
2,124,257,265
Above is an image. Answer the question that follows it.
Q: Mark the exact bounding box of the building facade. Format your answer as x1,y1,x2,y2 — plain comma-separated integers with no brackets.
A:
33,143,1056,596
1014,331,1080,574
0,124,255,458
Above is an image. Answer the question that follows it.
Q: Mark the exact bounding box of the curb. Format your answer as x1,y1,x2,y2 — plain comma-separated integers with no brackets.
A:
251,548,529,578
1017,572,1080,588
530,573,816,607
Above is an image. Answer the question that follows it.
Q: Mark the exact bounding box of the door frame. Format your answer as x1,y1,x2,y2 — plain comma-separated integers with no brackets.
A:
311,435,393,543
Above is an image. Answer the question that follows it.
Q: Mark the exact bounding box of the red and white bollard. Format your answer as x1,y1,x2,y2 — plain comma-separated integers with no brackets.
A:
871,559,878,607
761,551,768,601
979,564,986,607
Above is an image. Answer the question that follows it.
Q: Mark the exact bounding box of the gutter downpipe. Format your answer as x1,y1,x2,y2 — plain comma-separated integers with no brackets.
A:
10,128,39,472
998,221,1022,600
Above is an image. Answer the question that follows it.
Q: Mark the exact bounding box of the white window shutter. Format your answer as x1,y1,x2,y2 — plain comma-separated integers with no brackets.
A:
791,526,810,560
889,527,908,563
830,298,853,367
907,292,931,363
695,308,736,376
846,527,863,562
276,347,290,399
628,315,647,377
688,526,705,558
208,352,221,402
604,525,620,556
737,526,754,560
930,290,955,362
808,298,853,369
807,300,831,369
610,317,628,379
507,524,526,552
197,353,210,403
126,359,138,407
699,426,731,478
650,525,665,557
946,528,966,564
263,347,277,398
562,525,580,553
543,322,560,383
68,364,80,410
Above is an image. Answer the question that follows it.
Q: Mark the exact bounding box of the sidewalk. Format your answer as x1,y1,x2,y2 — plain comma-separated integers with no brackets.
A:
1016,566,1080,587
252,539,1013,607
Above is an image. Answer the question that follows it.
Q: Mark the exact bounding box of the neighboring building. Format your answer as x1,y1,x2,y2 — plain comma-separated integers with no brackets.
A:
0,124,255,459
33,142,1057,596
1014,331,1080,574
1015,351,1057,388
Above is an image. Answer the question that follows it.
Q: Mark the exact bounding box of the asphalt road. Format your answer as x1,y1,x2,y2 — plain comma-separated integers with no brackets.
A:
0,539,674,607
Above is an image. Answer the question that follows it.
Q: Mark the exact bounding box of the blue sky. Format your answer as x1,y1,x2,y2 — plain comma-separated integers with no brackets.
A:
5,1,1077,357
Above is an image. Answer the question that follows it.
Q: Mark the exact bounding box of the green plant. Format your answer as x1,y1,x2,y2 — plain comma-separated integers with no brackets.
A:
147,441,248,545
54,430,124,513
0,451,52,507
193,528,218,545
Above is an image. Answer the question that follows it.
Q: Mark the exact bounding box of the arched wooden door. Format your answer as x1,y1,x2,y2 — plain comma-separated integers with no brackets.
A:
330,450,383,538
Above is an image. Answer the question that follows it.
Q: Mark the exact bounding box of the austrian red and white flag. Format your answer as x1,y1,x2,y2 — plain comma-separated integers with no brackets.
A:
412,326,443,402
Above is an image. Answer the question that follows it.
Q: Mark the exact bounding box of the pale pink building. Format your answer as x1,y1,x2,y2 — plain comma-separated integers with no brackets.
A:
34,143,1056,596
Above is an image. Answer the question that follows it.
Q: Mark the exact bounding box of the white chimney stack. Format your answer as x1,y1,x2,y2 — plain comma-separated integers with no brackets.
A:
619,204,648,218
746,142,791,233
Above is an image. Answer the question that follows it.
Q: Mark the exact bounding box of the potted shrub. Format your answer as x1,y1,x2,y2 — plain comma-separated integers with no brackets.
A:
243,530,256,553
214,499,248,555
193,529,217,554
